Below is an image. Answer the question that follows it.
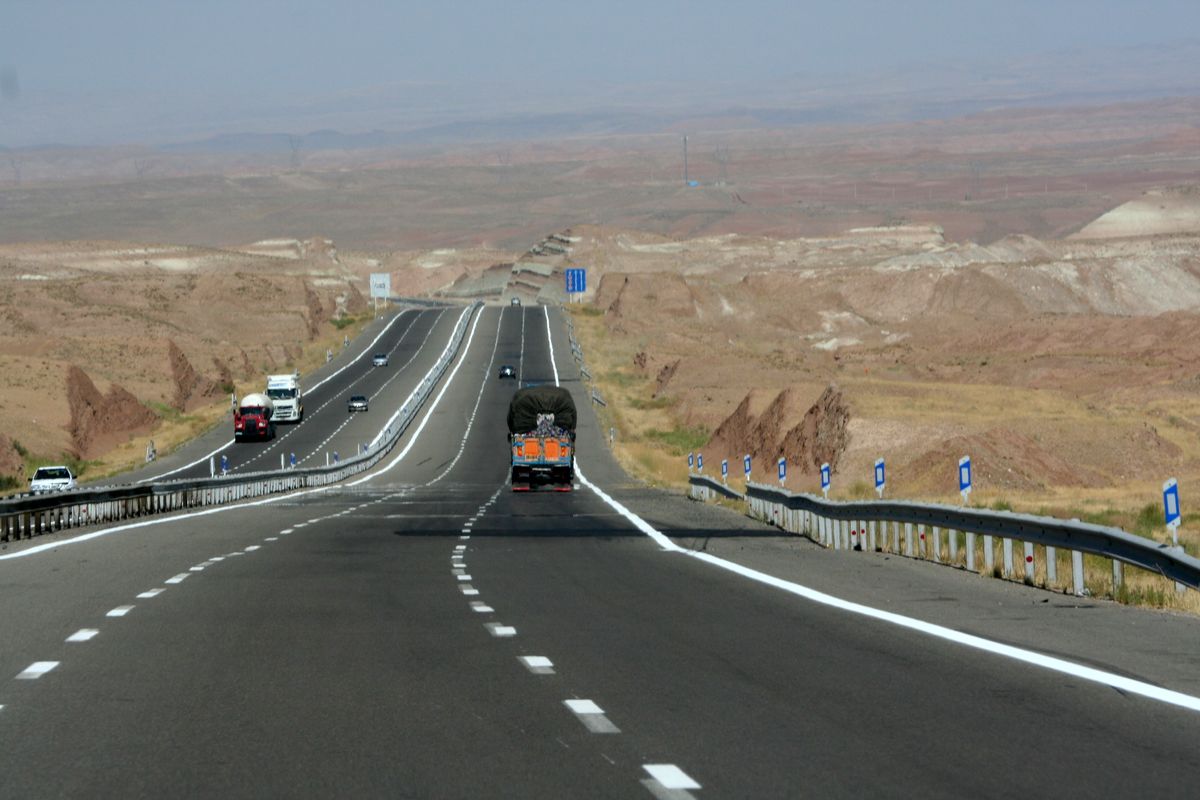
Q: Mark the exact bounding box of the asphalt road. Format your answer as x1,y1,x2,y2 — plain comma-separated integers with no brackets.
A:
2,303,1200,798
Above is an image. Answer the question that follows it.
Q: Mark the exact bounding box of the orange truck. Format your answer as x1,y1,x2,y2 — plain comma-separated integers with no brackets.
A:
507,386,576,491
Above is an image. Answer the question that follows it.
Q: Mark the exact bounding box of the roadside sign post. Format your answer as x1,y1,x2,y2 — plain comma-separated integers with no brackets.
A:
1164,478,1184,592
820,463,831,500
698,453,704,474
290,452,297,469
220,454,229,476
687,452,694,473
874,458,885,499
565,268,587,303
721,459,728,485
1164,478,1182,545
369,273,391,315
743,454,751,482
778,457,786,487
959,456,972,505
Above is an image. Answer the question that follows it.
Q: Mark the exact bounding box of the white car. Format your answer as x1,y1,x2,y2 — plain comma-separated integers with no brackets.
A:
372,353,389,367
30,465,78,494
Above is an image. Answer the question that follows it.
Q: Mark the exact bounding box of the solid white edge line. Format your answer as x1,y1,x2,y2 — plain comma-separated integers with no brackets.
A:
140,308,421,481
348,304,483,483
543,303,1200,715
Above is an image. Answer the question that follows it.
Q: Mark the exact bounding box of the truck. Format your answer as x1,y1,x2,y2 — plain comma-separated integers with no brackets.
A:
234,393,275,441
266,374,303,422
507,385,576,491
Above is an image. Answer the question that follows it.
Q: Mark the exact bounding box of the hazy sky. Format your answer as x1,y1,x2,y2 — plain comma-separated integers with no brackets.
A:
2,0,1199,145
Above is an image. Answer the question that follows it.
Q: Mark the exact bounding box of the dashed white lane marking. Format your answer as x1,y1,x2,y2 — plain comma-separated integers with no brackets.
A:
244,545,260,552
137,588,165,599
307,518,320,524
106,605,135,617
209,556,225,562
520,656,555,675
17,661,59,680
452,569,466,576
564,699,621,734
460,535,470,540
280,529,294,534
461,586,480,596
470,602,494,613
456,574,473,581
294,523,307,528
265,537,279,542
189,565,206,572
455,545,467,551
642,765,701,791
227,552,244,557
166,573,190,584
66,629,99,643
485,623,516,637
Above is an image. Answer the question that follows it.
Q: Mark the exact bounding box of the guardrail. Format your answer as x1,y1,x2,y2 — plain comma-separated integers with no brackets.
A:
1,303,481,544
689,474,1200,596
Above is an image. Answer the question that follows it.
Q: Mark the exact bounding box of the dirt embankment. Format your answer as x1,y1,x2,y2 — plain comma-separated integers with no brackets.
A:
66,365,157,459
168,340,223,412
705,384,851,476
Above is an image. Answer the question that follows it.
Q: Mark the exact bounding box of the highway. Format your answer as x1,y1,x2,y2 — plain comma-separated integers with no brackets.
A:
2,303,1200,797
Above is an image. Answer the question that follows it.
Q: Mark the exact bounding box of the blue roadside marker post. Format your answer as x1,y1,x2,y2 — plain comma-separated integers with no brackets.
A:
744,454,752,482
874,458,886,499
220,454,229,476
820,462,831,500
959,456,973,505
721,459,728,485
687,452,694,473
1164,478,1184,593
778,457,786,487
698,453,704,474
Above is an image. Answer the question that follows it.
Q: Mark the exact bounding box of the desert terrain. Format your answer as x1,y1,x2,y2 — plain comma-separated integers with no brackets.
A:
2,94,1199,582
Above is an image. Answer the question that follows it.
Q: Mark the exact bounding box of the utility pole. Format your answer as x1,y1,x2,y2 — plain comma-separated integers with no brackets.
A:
682,135,689,184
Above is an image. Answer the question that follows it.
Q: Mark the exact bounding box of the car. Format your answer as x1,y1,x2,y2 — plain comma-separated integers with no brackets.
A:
347,395,369,412
510,297,521,306
498,365,516,379
372,353,389,367
29,465,78,494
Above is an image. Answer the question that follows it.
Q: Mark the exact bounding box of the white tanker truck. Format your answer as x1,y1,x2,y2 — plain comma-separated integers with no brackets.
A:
234,393,275,442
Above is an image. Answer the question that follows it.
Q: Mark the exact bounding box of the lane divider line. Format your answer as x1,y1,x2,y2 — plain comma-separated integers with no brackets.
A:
520,656,555,675
16,661,59,680
564,699,621,734
485,623,516,637
66,629,99,643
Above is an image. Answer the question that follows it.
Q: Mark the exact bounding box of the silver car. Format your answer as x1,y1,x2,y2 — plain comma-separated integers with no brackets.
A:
30,465,78,493
347,395,369,412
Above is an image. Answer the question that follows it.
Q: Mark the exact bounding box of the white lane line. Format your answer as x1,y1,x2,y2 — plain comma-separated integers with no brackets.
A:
519,656,555,675
137,588,165,599
244,545,260,552
307,518,320,524
461,586,480,596
455,545,467,551
209,556,225,562
106,605,135,617
227,552,244,557
470,602,494,613
165,573,190,584
280,529,294,534
643,765,701,791
17,661,59,679
189,565,206,572
457,574,473,581
460,535,470,540
66,629,99,643
564,699,621,734
540,301,1200,718
452,569,465,576
485,623,516,637
264,537,279,542
294,523,307,528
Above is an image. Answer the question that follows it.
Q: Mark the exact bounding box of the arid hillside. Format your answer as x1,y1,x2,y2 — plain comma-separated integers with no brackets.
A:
0,238,379,479
566,187,1200,514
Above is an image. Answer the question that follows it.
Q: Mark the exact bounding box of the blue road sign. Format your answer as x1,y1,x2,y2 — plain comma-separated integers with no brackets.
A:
565,268,587,294
698,453,704,473
721,459,728,477
778,457,787,483
875,458,886,492
820,463,831,492
1164,478,1181,527
743,454,752,478
290,452,297,468
220,454,229,474
688,452,694,470
959,456,973,494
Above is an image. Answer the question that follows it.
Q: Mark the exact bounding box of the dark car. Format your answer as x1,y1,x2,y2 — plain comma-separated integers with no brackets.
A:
347,394,369,412
498,365,516,379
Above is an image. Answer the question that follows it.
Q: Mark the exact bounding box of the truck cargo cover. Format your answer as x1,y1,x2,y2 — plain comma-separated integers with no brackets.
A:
507,386,577,433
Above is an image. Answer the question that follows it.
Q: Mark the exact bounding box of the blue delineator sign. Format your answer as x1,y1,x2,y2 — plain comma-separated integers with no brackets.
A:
743,454,751,477
959,456,973,495
565,268,587,294
688,452,694,471
820,463,831,492
874,459,886,491
777,458,787,483
1164,478,1181,528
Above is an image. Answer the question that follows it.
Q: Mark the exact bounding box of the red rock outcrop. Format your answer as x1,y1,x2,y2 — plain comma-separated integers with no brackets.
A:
168,340,222,412
778,385,852,474
66,365,157,459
